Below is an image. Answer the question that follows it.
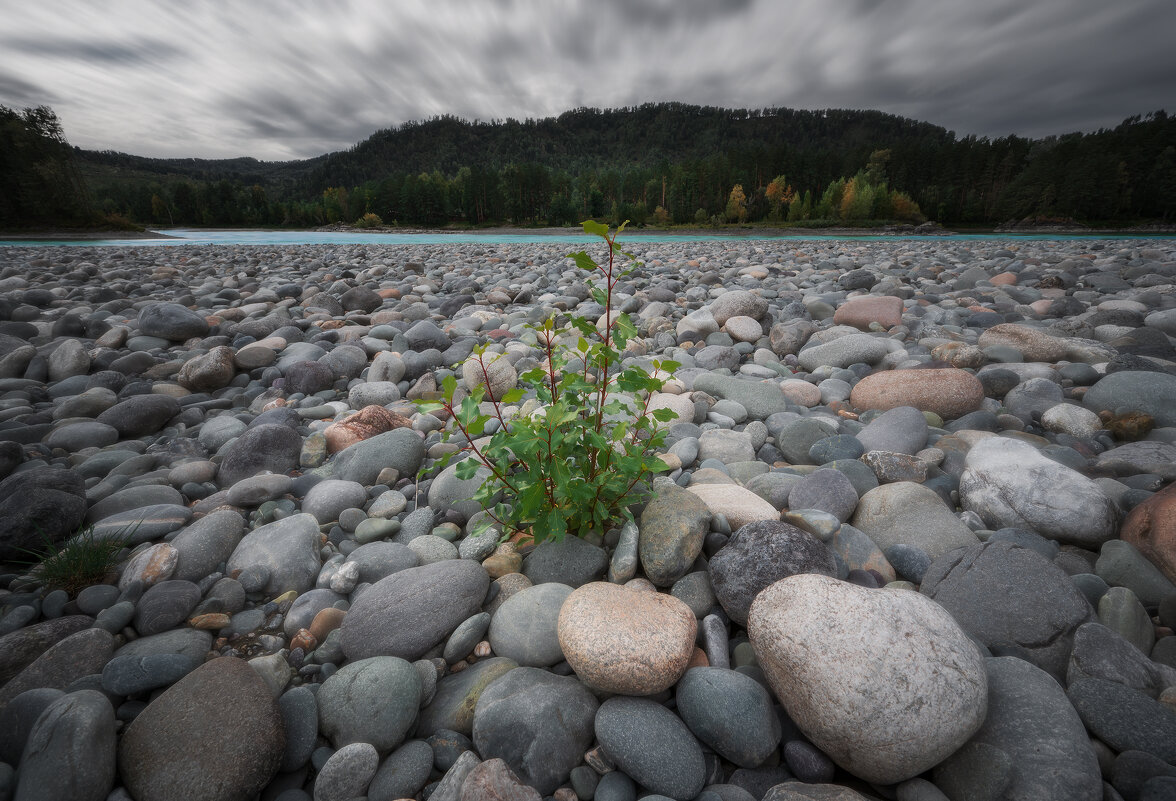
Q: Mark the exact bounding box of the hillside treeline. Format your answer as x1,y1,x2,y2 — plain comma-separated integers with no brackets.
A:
4,103,1174,230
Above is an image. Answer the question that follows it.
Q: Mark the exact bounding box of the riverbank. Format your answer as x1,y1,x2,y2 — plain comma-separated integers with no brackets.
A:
0,236,1174,800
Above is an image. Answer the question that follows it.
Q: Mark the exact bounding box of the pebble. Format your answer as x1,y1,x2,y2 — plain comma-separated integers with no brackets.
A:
1,235,1175,801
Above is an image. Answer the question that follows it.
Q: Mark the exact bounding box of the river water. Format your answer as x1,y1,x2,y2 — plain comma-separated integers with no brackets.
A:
2,228,1170,248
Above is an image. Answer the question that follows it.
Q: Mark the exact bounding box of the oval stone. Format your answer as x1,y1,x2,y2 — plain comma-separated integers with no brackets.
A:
557,582,696,695
850,368,984,420
748,573,987,785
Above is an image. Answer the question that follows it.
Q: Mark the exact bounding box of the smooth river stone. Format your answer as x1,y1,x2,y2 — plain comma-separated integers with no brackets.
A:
748,573,987,785
556,581,696,695
686,483,779,529
850,481,980,560
849,368,985,420
978,323,1069,361
1081,370,1176,427
339,559,490,661
832,295,904,330
959,437,1117,549
934,657,1101,801
117,656,284,801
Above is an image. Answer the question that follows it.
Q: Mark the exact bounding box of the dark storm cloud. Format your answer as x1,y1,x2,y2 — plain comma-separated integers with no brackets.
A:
0,70,52,106
0,35,185,66
0,0,1172,159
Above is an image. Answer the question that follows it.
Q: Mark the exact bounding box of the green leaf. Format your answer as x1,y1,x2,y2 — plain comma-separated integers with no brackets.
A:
581,219,610,238
500,388,524,404
651,408,678,423
568,251,598,273
441,373,458,399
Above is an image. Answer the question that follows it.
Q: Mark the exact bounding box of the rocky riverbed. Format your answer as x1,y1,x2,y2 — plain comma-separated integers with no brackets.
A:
0,237,1175,801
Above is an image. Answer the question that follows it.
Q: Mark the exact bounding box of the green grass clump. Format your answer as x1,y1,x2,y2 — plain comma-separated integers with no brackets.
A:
17,525,130,597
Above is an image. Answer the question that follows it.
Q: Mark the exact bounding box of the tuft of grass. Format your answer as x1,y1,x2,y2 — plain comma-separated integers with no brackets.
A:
16,524,132,597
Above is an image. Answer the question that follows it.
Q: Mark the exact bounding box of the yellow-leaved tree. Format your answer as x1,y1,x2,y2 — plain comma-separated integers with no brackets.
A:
726,184,748,223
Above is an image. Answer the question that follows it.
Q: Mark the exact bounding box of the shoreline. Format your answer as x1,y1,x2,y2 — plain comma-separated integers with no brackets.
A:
5,223,1176,243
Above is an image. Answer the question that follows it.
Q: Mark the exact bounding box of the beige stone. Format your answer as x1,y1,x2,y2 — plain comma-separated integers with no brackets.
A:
557,582,696,694
686,484,780,529
978,323,1068,361
749,574,987,784
832,296,903,330
849,368,984,420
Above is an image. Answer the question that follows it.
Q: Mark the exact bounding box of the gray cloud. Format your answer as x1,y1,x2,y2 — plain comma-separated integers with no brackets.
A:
0,0,1171,159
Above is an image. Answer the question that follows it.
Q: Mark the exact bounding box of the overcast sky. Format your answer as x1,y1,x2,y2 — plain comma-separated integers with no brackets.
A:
2,0,1173,161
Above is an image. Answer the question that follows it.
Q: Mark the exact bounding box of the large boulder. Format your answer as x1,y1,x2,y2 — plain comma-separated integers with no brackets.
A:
934,656,1100,801
118,656,284,801
921,540,1094,680
0,468,87,561
749,574,987,785
960,437,1117,548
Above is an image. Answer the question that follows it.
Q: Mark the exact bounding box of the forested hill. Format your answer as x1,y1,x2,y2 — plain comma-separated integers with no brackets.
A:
5,102,1174,230
303,106,952,186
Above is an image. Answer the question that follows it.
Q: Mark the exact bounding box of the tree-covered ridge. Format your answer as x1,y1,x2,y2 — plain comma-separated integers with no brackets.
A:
4,103,1173,230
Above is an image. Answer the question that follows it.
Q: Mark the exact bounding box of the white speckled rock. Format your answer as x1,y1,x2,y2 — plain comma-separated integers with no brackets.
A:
748,573,987,785
960,437,1117,548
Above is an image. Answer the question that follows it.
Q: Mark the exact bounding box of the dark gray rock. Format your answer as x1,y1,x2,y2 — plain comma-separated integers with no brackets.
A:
320,428,425,485
277,685,318,772
486,583,572,668
0,468,87,560
1068,677,1176,764
0,628,116,710
170,509,246,583
639,484,712,587
317,656,421,753
1083,371,1176,428
14,690,116,801
0,616,93,686
100,652,197,696
472,667,599,795
1067,622,1176,698
137,302,209,341
414,657,518,738
226,513,322,596
708,520,837,625
921,540,1094,680
216,423,302,487
340,559,490,661
522,536,608,588
282,360,335,395
117,655,284,801
786,468,859,522
95,394,180,437
676,667,782,768
855,406,929,455
343,541,420,585
0,688,64,765
934,657,1100,801
595,696,706,801
132,579,201,637
368,739,434,801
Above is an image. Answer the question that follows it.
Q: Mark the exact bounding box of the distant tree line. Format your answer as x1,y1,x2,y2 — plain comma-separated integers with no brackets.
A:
4,103,1174,230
